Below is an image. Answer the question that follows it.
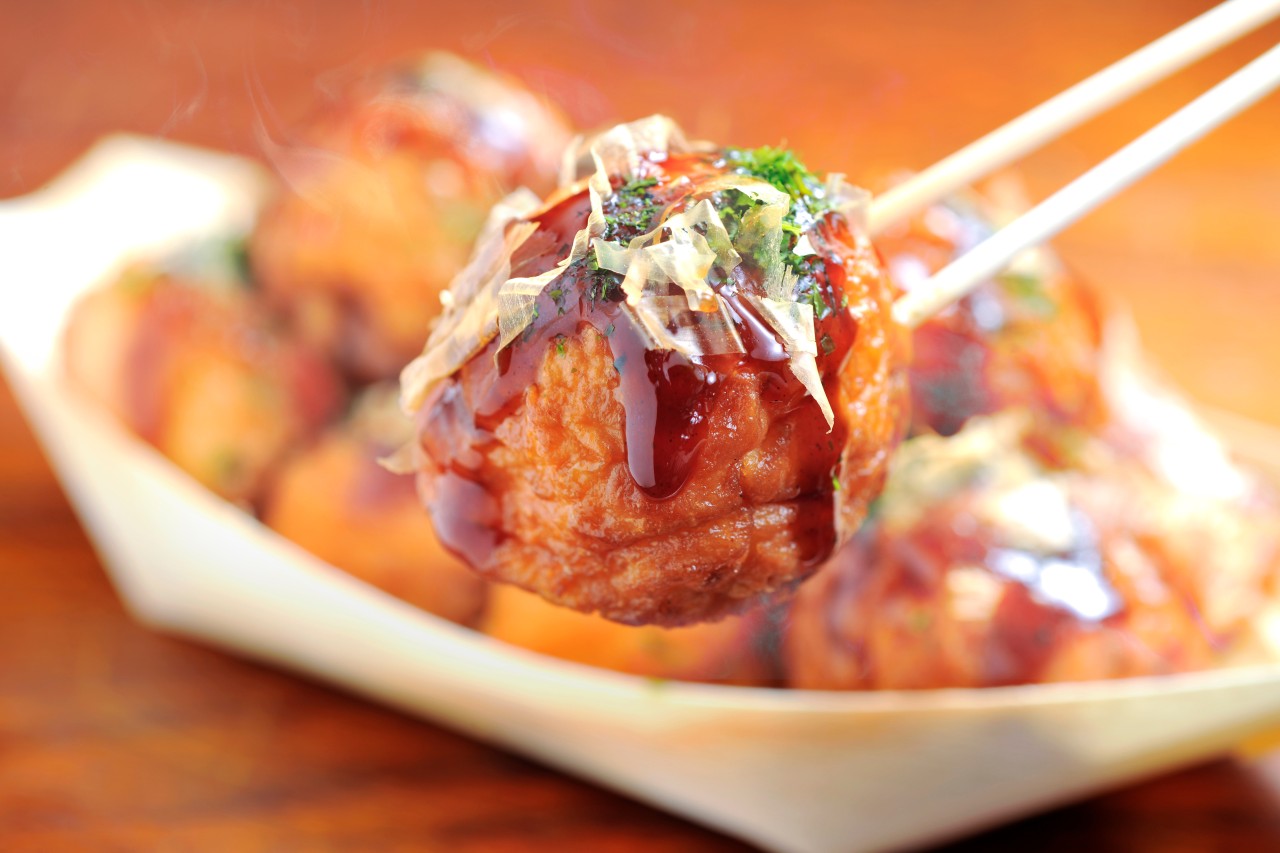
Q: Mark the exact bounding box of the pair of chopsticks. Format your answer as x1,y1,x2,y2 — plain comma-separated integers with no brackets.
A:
882,0,1280,328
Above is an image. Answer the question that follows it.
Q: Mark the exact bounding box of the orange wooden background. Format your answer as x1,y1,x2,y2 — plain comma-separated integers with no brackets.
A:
4,1,1280,849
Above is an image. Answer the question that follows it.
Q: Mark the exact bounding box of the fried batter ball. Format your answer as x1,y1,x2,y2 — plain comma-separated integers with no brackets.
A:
250,53,573,381
400,117,910,626
481,584,778,684
876,181,1107,437
63,252,344,505
785,413,1280,690
261,384,487,625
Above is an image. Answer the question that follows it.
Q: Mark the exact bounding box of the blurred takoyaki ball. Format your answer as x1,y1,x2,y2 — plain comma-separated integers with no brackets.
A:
261,384,487,625
1072,333,1280,644
399,116,910,627
250,52,574,382
785,414,1280,690
875,179,1107,437
481,584,780,685
62,244,345,506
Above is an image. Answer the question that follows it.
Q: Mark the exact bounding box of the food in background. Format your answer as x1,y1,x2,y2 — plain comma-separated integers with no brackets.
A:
262,384,487,625
250,52,574,381
399,116,910,627
876,180,1107,437
481,584,779,685
62,244,344,506
785,411,1280,690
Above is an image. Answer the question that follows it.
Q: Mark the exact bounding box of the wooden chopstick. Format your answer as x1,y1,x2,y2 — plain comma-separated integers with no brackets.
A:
891,40,1280,329
867,0,1280,235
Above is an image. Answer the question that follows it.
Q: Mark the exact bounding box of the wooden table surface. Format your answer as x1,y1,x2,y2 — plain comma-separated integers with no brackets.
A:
4,1,1280,849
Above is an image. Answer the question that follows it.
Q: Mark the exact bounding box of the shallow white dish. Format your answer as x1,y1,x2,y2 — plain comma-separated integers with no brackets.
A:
4,136,1280,853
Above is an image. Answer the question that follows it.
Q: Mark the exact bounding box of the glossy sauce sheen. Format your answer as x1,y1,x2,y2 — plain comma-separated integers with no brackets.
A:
420,151,863,568
826,502,1126,687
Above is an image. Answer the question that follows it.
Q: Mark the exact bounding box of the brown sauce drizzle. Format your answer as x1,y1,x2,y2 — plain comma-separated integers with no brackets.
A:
421,151,866,562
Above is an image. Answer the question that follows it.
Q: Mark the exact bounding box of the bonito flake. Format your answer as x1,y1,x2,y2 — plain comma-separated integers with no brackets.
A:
401,115,872,430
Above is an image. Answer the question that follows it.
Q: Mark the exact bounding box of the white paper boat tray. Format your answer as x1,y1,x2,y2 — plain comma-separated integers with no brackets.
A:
5,137,1280,853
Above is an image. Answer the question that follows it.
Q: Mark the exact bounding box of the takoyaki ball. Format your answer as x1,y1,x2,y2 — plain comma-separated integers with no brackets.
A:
481,584,779,685
250,53,574,381
63,255,344,506
261,384,487,625
1071,337,1280,641
400,116,910,627
876,182,1107,437
785,415,1280,690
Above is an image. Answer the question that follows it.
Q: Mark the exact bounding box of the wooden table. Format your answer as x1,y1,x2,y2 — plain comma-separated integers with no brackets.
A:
4,1,1280,849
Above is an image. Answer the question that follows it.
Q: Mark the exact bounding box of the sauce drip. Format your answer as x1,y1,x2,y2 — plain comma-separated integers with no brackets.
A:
618,347,718,499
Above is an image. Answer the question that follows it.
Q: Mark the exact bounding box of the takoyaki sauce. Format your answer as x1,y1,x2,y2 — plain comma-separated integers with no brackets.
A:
420,150,870,567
